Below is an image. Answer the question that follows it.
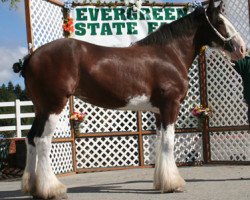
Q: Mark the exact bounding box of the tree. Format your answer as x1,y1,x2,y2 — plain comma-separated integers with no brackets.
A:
0,83,16,102
1,0,21,9
0,82,32,138
7,82,14,92
14,84,22,98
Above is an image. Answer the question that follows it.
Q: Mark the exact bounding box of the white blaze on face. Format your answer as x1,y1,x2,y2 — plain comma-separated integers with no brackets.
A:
218,14,246,60
121,94,159,113
219,14,237,37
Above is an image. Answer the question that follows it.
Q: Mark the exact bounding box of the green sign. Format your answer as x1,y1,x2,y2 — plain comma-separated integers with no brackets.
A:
72,6,187,47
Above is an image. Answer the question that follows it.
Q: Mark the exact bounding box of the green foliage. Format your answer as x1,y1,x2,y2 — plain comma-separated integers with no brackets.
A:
0,82,33,138
1,0,21,9
0,82,29,102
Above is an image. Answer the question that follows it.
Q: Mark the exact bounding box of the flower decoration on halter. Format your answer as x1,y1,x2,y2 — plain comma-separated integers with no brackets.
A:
200,45,206,54
192,105,212,119
64,0,73,11
63,17,74,35
125,0,142,12
184,1,203,12
70,112,87,123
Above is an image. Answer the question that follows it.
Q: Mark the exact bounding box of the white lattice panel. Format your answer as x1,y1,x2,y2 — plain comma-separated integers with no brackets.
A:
142,57,201,131
206,48,248,127
75,136,139,169
30,0,64,49
53,100,71,138
73,97,138,133
143,132,203,165
177,57,201,128
210,130,250,161
50,142,74,174
141,112,157,131
223,0,250,48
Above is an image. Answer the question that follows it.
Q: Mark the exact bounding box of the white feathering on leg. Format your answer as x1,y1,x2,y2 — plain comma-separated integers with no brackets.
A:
154,124,185,192
21,139,37,194
34,114,67,199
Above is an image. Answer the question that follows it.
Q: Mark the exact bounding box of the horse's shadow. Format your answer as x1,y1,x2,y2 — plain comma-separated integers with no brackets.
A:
0,189,32,200
67,177,250,194
0,177,249,199
186,177,250,183
68,180,159,194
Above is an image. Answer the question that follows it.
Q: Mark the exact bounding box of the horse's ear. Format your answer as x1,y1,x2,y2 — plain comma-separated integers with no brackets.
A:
206,0,218,23
216,1,223,12
207,0,215,11
206,0,214,16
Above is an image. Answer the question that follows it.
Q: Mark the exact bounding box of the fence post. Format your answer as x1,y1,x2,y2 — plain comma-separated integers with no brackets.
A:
199,49,210,164
15,99,22,138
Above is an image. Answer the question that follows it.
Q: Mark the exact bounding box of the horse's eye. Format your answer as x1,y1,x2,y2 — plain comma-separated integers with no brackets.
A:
217,20,224,25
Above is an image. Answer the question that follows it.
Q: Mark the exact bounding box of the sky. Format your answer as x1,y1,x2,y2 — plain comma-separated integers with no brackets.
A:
0,0,202,89
0,1,27,88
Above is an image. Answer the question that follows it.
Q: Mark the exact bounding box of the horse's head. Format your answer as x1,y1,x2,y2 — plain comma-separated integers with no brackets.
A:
204,0,246,61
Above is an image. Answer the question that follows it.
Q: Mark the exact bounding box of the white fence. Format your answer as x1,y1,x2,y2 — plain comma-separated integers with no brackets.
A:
0,100,34,138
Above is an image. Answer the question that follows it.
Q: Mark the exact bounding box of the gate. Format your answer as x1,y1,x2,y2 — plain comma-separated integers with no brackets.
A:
24,0,250,175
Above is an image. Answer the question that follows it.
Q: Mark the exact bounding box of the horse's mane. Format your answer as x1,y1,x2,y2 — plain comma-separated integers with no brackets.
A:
134,7,205,46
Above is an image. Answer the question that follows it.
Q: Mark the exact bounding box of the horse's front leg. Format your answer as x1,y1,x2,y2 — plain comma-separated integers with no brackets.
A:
22,113,68,200
154,101,185,193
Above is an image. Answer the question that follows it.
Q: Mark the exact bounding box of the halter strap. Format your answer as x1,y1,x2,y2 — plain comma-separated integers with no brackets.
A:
204,12,238,43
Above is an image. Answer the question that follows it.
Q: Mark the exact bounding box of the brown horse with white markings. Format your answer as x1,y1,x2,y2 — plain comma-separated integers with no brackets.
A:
13,0,245,199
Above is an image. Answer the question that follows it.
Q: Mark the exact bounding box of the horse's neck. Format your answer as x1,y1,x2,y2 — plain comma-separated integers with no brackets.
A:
161,26,199,70
174,13,207,68
169,36,197,69
134,9,205,70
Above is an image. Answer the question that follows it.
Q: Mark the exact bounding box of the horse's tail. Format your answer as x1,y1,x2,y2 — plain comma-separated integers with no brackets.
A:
12,54,31,78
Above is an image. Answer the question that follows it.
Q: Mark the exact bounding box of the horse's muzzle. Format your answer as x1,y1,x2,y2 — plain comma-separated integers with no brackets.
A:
231,34,246,61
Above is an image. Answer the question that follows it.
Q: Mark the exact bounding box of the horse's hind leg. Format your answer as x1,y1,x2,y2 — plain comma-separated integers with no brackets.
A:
22,141,36,193
33,113,67,199
22,115,49,194
154,100,185,193
22,98,68,199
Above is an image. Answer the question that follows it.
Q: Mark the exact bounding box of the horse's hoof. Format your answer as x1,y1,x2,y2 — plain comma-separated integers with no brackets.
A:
173,187,185,193
33,193,68,200
155,182,185,193
51,193,68,200
159,187,184,193
33,196,42,200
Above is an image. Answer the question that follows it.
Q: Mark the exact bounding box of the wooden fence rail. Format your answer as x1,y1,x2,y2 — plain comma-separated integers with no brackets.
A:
0,100,34,138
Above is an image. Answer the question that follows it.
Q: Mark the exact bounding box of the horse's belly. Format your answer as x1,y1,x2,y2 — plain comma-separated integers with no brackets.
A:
119,95,160,113
76,93,159,113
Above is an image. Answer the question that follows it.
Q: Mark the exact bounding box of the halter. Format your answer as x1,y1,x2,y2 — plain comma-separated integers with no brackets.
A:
204,11,238,50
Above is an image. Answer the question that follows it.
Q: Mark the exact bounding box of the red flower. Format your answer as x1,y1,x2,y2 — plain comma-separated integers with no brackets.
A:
70,112,87,122
63,17,74,34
